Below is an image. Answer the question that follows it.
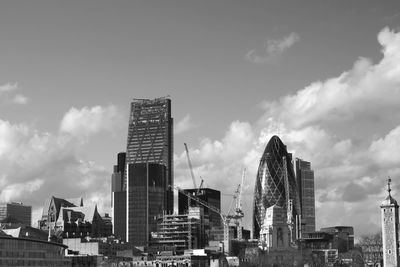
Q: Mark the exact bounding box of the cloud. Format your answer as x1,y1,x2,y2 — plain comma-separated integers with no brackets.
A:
60,105,122,139
174,27,400,236
0,104,121,226
246,32,300,64
0,82,18,92
175,114,198,134
13,94,28,104
369,125,400,167
0,82,28,105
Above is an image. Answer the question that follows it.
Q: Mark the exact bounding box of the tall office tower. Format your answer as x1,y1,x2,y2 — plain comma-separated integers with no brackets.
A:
381,179,399,267
252,135,301,240
111,152,127,241
125,97,173,214
0,202,32,226
295,158,316,233
126,163,167,245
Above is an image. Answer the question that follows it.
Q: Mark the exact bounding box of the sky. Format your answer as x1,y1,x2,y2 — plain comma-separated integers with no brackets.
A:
1,0,400,238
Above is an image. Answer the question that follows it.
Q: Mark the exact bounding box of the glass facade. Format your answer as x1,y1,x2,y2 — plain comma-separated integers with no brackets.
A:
252,135,301,239
295,158,316,233
127,163,167,245
0,203,31,226
111,152,127,241
125,98,173,214
0,236,70,266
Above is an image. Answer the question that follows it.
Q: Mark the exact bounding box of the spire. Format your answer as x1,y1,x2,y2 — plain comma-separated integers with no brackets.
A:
381,177,398,207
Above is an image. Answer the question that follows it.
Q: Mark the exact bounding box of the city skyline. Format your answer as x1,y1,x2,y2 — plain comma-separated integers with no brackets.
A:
1,1,400,237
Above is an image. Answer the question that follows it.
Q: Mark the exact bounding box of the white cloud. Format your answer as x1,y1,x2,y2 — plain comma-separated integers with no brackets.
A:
13,94,28,104
0,82,28,105
369,125,400,167
0,104,119,226
0,82,18,93
262,28,400,129
175,114,198,134
175,27,400,236
60,105,122,139
246,32,300,64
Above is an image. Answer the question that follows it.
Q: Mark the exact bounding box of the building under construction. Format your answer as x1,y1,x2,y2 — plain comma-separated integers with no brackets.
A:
150,207,206,254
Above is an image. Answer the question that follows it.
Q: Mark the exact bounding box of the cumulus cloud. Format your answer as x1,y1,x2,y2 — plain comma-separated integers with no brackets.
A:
175,114,198,134
246,32,300,64
175,27,400,236
0,82,18,92
13,94,28,104
60,105,121,139
0,104,121,226
0,82,28,105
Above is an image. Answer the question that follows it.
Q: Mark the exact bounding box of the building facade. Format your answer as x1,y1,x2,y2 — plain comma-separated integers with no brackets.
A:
295,158,316,233
111,152,127,241
381,180,399,267
150,207,206,253
258,205,290,251
125,98,174,214
0,235,70,266
252,135,301,241
0,202,31,226
178,188,221,228
126,163,168,245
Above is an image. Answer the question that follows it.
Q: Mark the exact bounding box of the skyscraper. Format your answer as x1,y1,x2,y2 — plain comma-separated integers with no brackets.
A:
111,152,127,241
295,158,316,233
126,162,167,245
122,97,174,244
125,97,173,213
252,135,301,240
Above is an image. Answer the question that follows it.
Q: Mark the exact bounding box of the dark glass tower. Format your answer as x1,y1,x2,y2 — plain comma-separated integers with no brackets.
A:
111,152,127,241
127,163,167,245
252,135,301,239
125,98,173,213
295,158,316,233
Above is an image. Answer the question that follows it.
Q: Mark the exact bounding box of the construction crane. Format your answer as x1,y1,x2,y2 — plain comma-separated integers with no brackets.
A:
172,185,231,254
184,143,204,195
184,143,197,189
227,168,246,240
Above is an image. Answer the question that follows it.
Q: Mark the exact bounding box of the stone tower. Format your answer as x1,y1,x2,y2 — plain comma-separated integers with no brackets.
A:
381,178,399,267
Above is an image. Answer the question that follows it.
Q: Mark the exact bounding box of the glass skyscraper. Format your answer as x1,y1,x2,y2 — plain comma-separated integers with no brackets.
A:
125,97,173,213
252,135,301,239
119,97,173,244
295,158,316,233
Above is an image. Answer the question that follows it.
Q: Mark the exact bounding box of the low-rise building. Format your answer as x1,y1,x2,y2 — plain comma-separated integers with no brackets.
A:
0,231,70,266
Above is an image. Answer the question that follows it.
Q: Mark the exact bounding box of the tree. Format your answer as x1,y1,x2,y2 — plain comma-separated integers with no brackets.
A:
357,232,382,266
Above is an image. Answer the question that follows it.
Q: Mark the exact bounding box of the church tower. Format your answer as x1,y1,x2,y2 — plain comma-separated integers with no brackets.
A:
381,178,399,267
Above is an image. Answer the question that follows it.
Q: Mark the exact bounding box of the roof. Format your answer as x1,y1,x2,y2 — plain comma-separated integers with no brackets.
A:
65,197,83,207
58,205,99,224
42,196,83,219
2,228,20,238
381,194,398,207
2,226,48,241
0,235,68,249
